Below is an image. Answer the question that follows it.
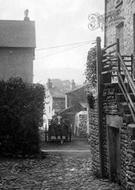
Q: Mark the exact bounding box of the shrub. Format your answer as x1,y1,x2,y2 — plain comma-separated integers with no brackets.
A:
87,92,95,109
0,77,45,157
85,46,97,88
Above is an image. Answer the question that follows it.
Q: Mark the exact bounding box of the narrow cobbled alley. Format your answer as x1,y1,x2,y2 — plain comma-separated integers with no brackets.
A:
0,138,121,190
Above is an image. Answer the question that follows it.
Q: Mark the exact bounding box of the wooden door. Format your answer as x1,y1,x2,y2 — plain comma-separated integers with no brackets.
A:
133,14,135,79
108,127,120,182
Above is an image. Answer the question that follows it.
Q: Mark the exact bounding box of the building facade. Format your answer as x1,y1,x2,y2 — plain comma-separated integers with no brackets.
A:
105,0,135,55
88,1,135,189
45,79,65,121
65,85,87,109
0,16,35,83
61,85,88,136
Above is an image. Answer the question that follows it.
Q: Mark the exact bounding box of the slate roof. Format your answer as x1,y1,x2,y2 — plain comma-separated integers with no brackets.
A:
66,85,87,94
0,20,36,48
49,87,65,98
59,102,86,115
79,102,87,108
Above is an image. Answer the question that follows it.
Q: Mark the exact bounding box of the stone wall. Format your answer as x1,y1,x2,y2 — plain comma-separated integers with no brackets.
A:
102,84,119,178
53,97,65,113
88,99,101,177
78,111,87,137
88,84,135,189
101,114,109,178
126,124,135,190
104,1,135,188
105,0,135,55
120,123,128,190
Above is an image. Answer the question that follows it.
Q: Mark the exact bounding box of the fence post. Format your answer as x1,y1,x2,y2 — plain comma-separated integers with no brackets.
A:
96,36,104,177
117,38,120,74
131,54,133,79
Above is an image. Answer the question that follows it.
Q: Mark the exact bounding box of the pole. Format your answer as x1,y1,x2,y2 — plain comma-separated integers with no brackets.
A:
96,36,104,177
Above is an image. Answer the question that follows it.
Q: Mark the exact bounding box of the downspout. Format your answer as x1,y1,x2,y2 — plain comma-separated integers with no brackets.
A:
104,0,107,47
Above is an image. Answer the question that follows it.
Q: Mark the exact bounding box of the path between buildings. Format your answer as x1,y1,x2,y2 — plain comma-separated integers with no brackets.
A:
0,137,121,189
41,137,90,153
39,137,121,190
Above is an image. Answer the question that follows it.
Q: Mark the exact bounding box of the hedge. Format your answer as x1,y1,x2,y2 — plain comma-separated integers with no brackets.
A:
0,77,45,157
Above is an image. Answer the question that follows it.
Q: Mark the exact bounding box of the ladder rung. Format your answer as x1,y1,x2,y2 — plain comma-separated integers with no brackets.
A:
122,55,131,58
103,42,117,51
123,60,132,62
103,65,110,69
102,70,117,74
102,71,110,75
102,58,111,63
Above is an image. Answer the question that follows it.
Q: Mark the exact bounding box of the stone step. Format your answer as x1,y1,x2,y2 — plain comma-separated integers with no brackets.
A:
123,114,133,124
116,93,135,102
119,102,132,114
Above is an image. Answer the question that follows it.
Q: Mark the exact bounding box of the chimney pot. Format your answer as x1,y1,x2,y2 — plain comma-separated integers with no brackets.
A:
24,9,30,21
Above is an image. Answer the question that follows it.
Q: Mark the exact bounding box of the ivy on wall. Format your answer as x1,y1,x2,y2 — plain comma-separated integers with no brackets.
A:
85,46,97,89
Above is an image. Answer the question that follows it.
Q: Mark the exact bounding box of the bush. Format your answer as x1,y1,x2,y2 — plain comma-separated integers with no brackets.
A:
87,92,95,109
85,46,97,88
0,77,45,157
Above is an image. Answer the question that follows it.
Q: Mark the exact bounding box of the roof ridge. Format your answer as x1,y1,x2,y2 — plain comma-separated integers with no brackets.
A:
66,84,86,94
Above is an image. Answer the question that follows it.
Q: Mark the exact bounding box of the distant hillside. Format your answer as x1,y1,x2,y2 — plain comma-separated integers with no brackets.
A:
35,67,85,85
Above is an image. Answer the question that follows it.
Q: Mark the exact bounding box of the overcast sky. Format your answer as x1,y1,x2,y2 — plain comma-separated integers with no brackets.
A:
0,0,104,84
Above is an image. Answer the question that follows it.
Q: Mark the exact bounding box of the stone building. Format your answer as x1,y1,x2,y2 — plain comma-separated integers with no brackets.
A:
45,79,65,122
105,0,135,55
0,13,35,83
88,1,135,190
61,85,88,136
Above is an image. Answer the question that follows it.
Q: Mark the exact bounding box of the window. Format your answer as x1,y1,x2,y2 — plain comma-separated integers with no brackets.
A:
116,22,124,54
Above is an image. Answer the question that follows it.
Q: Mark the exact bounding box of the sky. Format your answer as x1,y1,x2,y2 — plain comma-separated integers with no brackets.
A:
0,0,104,84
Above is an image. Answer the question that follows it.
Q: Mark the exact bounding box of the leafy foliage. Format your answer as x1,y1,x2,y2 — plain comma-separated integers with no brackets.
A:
0,77,45,157
87,92,95,109
85,46,97,88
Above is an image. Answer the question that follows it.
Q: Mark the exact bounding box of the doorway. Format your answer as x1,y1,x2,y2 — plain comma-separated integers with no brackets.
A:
108,126,120,182
116,22,124,54
133,14,135,79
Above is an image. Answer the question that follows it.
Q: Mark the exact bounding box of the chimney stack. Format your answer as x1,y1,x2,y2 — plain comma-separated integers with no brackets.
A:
24,9,30,21
47,79,53,89
71,79,76,90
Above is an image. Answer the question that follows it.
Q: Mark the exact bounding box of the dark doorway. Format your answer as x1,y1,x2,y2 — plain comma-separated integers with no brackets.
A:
116,22,124,54
133,14,135,78
108,126,120,182
134,14,135,53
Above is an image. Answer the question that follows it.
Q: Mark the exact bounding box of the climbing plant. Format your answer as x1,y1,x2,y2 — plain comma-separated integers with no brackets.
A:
85,46,97,89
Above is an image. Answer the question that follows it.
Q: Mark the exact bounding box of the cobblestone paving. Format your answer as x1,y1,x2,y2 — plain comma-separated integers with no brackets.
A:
0,152,121,190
